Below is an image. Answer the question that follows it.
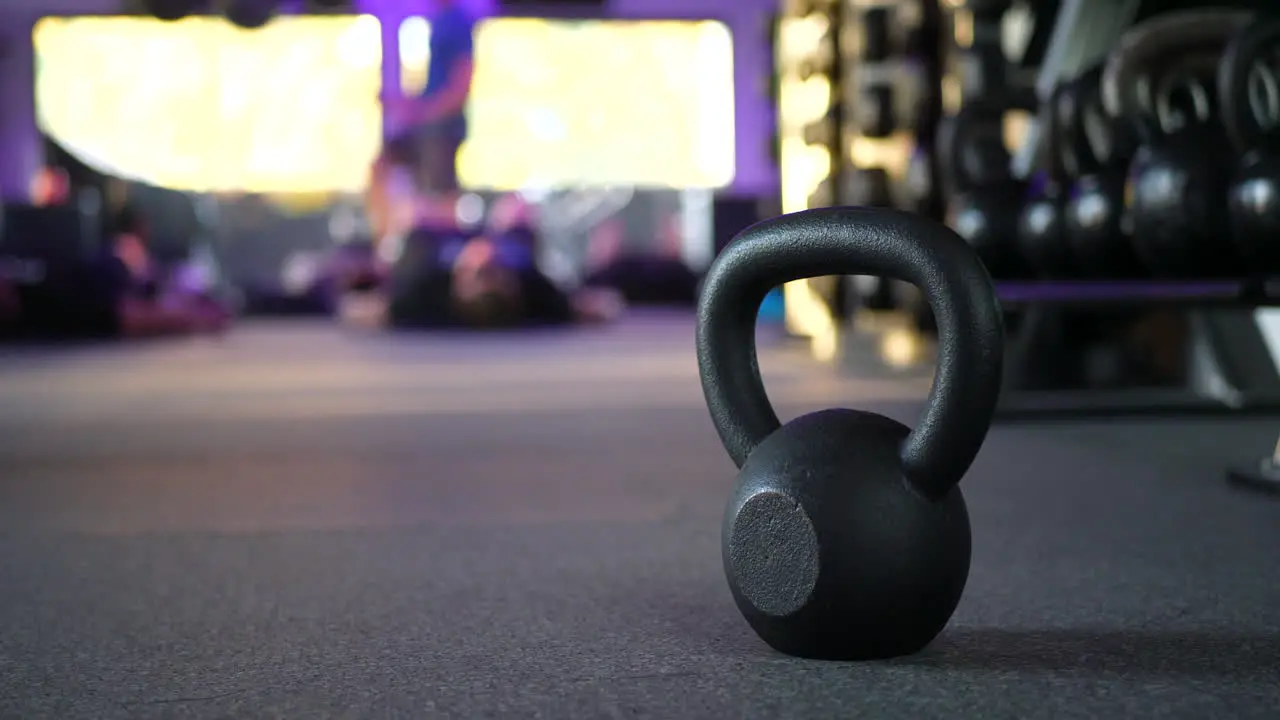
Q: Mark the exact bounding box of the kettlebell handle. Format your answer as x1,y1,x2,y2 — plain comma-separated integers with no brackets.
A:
696,207,1004,499
1101,9,1253,128
1217,16,1280,153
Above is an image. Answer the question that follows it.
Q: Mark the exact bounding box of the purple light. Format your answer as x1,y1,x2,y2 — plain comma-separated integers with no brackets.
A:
996,280,1243,303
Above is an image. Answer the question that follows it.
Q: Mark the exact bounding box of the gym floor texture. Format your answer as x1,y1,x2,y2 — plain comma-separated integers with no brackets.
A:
1,312,1278,719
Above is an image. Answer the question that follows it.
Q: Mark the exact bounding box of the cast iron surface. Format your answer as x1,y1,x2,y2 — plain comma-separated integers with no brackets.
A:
696,207,1004,659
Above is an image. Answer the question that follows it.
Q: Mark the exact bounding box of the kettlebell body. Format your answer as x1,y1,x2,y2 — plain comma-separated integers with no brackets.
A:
1102,9,1252,278
950,181,1026,277
1016,85,1075,278
1227,153,1280,273
938,99,1035,278
1127,133,1236,277
1057,67,1140,278
1219,18,1280,276
697,207,1003,660
1016,178,1071,278
1065,171,1133,277
724,409,971,659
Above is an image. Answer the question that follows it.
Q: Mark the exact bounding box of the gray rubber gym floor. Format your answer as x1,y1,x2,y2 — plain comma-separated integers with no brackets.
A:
1,313,1278,719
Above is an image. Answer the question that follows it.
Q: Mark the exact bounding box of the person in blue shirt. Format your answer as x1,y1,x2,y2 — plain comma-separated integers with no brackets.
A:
379,0,480,231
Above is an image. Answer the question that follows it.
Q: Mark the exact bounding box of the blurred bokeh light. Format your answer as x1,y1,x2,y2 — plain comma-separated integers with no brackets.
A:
34,15,736,194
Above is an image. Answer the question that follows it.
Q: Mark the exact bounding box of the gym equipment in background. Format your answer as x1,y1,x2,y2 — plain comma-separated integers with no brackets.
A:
696,207,1003,659
1016,83,1074,278
936,0,1040,280
1060,65,1139,279
1219,17,1280,278
1103,9,1251,278
938,95,1036,279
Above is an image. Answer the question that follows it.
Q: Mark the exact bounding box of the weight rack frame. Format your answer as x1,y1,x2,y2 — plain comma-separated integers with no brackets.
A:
994,282,1280,420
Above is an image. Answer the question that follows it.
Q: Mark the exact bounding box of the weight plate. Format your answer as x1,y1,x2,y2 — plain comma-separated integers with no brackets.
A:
1218,17,1280,153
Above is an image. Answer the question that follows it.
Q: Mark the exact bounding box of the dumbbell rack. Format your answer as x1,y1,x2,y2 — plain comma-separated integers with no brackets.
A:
773,0,945,342
772,0,851,331
995,281,1280,419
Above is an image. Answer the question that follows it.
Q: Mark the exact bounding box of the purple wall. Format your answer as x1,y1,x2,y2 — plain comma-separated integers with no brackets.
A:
0,15,40,201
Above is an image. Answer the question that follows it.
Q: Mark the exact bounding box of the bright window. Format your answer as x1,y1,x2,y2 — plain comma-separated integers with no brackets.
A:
34,15,735,193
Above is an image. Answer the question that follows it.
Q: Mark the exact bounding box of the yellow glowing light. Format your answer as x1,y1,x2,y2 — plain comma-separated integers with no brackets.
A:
444,19,736,190
880,327,923,368
35,16,735,194
783,280,838,360
777,15,830,67
34,15,384,194
953,10,974,49
848,135,912,174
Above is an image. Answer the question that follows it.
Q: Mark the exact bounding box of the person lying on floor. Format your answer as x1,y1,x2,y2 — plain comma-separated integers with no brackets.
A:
339,197,623,330
2,208,231,341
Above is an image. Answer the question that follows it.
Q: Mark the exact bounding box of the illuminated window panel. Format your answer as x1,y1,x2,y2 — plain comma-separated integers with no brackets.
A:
35,16,736,194
398,18,736,190
34,16,384,194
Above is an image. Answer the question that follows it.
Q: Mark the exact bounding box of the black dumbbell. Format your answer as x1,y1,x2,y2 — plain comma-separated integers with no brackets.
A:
1015,84,1074,278
1103,8,1252,278
697,206,1003,660
1219,16,1280,277
1060,66,1141,279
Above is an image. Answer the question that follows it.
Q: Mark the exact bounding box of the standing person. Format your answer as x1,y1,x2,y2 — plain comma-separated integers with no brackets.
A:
378,0,483,232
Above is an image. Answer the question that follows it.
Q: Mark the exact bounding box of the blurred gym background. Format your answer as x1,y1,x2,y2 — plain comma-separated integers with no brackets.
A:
3,2,1280,716
2,2,764,320
8,0,1279,423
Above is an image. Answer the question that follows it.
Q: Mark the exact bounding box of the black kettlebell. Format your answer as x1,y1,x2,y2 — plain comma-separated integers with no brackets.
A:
1060,66,1141,279
1219,17,1280,276
1103,9,1252,278
696,207,1004,660
1015,84,1074,278
938,96,1036,278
